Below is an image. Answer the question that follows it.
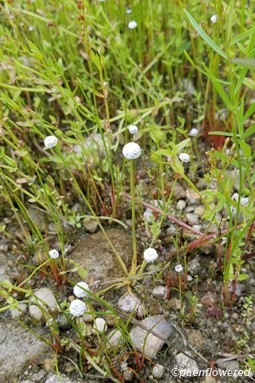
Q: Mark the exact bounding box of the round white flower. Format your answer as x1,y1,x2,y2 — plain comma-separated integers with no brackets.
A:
175,264,183,273
143,248,158,263
49,249,59,259
179,153,190,163
73,281,90,298
69,299,87,317
122,142,142,159
128,20,137,29
44,135,58,149
210,14,218,23
126,8,132,14
128,124,138,135
189,128,198,137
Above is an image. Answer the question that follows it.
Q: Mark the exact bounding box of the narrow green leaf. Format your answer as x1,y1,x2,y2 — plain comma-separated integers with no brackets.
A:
184,9,228,59
244,124,255,139
242,103,255,122
231,58,255,68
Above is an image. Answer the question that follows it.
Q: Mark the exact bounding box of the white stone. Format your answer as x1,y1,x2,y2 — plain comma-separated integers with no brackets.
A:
29,304,43,322
152,364,165,379
92,318,108,334
152,286,166,298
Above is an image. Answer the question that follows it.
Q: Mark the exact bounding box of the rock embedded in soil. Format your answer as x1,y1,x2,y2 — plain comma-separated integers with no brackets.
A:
70,227,132,281
173,352,199,378
152,364,165,379
33,287,59,312
0,320,50,382
186,212,199,226
185,189,201,205
152,285,166,298
130,315,173,359
117,292,141,313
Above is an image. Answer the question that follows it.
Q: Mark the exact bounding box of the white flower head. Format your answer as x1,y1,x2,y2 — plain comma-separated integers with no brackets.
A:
123,142,141,159
128,20,137,29
143,248,158,263
189,128,199,137
175,264,183,273
126,8,132,14
49,249,59,259
69,299,87,317
128,124,138,135
179,153,190,163
44,135,58,149
211,14,218,23
73,281,90,298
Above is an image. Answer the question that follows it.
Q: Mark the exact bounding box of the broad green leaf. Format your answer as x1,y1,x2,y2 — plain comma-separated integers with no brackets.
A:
237,273,249,281
239,141,251,157
184,9,228,59
173,138,191,154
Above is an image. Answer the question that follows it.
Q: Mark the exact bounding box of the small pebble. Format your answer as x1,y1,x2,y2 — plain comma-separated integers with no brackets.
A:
186,213,199,226
152,364,165,379
117,292,141,313
176,199,186,211
194,205,205,217
152,286,166,298
92,318,107,334
29,304,43,322
186,189,201,205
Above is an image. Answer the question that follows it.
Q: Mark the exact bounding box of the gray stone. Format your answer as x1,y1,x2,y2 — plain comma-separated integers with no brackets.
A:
176,199,186,211
33,287,59,312
45,374,81,383
185,189,201,205
152,286,166,298
173,182,186,199
106,329,125,348
130,315,173,359
186,213,199,226
27,207,48,232
70,228,132,281
194,205,205,217
117,292,141,313
83,217,98,233
0,320,49,381
10,303,27,319
174,352,199,378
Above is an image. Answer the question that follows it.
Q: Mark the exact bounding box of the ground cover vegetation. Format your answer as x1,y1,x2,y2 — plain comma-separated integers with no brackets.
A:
0,0,255,382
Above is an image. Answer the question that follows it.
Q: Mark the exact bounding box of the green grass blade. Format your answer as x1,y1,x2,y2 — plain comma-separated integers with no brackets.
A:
184,9,228,60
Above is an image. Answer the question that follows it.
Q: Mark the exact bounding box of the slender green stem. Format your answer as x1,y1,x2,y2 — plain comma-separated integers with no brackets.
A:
129,160,137,277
